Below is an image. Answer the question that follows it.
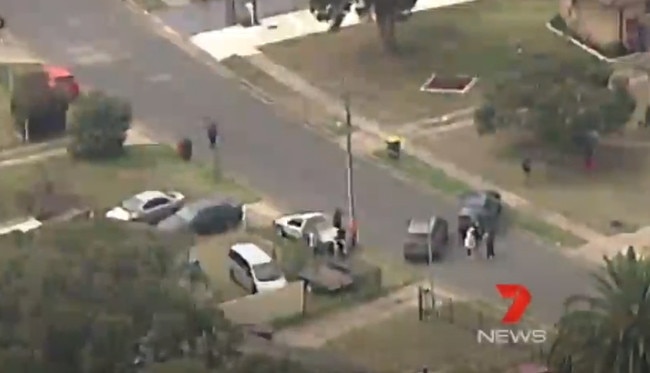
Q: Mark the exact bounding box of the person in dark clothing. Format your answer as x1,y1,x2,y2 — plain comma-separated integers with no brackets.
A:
485,230,495,259
205,118,218,149
332,208,342,229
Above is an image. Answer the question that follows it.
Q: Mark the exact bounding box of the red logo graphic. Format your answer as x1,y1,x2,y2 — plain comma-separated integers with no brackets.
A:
496,284,532,324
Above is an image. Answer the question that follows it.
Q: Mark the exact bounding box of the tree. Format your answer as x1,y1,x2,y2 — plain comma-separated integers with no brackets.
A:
308,0,417,51
67,91,132,160
0,219,245,373
548,249,650,373
474,55,635,152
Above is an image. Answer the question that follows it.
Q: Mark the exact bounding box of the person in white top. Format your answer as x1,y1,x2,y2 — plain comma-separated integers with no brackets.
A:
465,226,477,257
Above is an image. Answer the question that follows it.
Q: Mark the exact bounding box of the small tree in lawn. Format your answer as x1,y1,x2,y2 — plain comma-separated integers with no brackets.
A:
474,55,635,153
68,91,132,159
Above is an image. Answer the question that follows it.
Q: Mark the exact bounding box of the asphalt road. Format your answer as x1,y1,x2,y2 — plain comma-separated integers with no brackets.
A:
2,0,597,323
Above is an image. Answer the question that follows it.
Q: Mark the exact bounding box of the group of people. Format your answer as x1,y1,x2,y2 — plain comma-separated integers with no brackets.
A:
462,222,496,260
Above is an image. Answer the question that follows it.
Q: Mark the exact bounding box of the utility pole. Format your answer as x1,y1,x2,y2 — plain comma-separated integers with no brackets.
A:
343,91,356,237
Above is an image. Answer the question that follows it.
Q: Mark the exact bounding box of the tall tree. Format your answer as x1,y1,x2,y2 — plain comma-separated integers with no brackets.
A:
474,55,635,152
0,219,242,373
308,0,417,51
548,248,650,373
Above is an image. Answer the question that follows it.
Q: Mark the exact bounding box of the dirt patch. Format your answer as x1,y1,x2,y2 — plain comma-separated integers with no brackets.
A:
260,0,591,124
418,126,650,235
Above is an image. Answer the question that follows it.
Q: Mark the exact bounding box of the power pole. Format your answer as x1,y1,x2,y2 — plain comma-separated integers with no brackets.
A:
343,92,356,233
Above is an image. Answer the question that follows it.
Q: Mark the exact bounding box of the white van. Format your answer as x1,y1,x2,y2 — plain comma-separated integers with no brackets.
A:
228,243,287,294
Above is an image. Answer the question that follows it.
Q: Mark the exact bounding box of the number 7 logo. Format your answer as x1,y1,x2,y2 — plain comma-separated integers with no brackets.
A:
496,284,532,324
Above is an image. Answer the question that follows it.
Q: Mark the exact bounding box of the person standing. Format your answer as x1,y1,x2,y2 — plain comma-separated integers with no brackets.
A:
332,208,342,229
464,226,477,258
485,230,495,259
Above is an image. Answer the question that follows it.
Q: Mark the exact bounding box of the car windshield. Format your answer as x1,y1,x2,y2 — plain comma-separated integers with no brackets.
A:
121,196,142,212
407,233,429,244
175,206,198,221
252,262,283,282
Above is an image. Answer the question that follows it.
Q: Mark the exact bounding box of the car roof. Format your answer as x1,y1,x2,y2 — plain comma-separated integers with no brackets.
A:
231,243,272,265
134,190,168,201
0,217,42,236
407,217,444,234
187,197,239,210
287,211,325,220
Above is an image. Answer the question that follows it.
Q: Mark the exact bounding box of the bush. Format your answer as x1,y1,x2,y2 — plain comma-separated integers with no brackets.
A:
67,91,131,160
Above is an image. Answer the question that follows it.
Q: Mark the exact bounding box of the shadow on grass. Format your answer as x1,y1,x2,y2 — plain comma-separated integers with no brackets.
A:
371,149,586,248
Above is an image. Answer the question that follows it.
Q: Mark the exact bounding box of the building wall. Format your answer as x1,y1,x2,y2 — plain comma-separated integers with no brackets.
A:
561,0,621,46
218,281,304,324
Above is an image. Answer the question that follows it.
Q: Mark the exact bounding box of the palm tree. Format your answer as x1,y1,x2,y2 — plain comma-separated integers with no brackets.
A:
548,247,650,373
308,0,417,52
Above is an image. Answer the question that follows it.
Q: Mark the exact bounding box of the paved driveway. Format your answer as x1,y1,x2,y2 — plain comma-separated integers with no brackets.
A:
1,0,598,323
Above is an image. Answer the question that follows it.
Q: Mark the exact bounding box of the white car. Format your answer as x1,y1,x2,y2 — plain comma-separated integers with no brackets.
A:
273,211,340,250
105,190,185,225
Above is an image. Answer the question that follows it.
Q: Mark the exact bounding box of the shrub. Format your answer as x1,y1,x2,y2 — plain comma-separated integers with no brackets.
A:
67,91,131,159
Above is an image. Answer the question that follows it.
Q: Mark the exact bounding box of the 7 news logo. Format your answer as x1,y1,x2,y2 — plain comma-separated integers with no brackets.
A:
476,284,547,345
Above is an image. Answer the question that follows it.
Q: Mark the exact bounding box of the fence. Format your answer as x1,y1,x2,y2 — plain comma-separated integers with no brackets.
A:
417,287,551,364
218,280,305,324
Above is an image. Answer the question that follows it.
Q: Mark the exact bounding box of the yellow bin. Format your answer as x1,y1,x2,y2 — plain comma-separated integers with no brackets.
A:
385,135,403,160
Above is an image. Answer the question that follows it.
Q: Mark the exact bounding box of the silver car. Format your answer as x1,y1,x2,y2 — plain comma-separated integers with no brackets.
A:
105,190,185,225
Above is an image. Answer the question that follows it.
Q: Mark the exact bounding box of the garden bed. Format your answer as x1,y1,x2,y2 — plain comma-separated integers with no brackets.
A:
420,74,478,94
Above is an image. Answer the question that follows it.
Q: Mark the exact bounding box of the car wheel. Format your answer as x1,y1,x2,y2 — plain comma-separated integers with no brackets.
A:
275,225,286,237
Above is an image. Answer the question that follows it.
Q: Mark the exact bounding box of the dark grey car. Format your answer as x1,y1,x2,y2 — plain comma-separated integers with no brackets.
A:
403,216,449,262
458,190,502,238
157,197,243,235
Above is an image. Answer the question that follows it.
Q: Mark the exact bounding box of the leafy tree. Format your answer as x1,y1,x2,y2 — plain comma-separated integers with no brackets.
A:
548,249,650,373
0,219,245,373
67,91,132,160
474,55,635,152
308,0,417,51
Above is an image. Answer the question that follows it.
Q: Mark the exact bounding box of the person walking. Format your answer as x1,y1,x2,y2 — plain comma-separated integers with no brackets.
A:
205,118,218,149
485,229,495,259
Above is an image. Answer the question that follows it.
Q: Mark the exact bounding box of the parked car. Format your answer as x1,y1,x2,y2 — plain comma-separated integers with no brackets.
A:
0,217,43,236
458,190,502,238
403,216,449,262
157,197,243,235
228,243,287,294
273,211,340,253
44,65,79,102
105,190,185,225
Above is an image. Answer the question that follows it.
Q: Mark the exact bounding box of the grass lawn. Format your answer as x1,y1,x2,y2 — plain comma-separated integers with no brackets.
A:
324,304,540,372
418,126,650,236
0,144,258,221
221,56,356,137
372,149,586,247
261,0,592,124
